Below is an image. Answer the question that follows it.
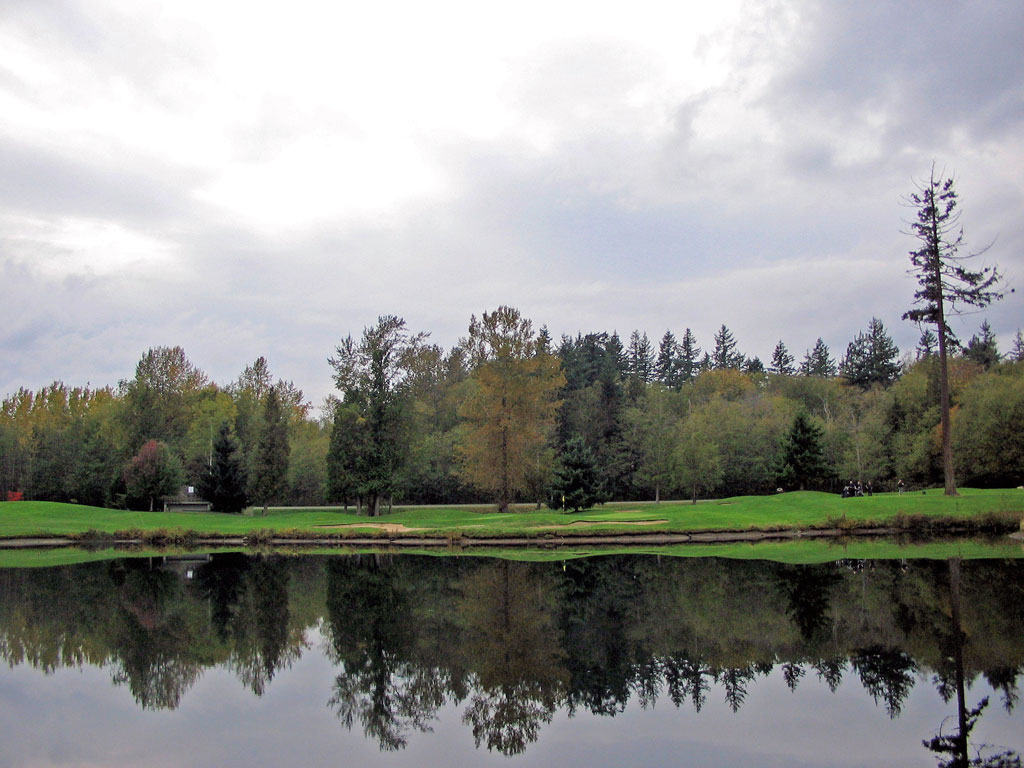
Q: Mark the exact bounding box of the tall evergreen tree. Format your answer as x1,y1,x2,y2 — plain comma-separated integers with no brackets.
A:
839,318,902,389
607,331,628,378
743,356,765,375
711,325,744,370
197,423,248,513
779,412,827,491
326,401,364,510
678,329,702,383
902,167,1004,496
250,388,290,506
800,338,836,377
963,320,1000,369
549,435,604,513
770,341,795,375
627,330,656,383
916,328,938,360
1011,330,1024,363
656,331,682,389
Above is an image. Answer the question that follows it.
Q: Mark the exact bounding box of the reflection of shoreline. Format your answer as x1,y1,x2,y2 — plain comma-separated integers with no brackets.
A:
3,530,1024,559
0,555,1021,757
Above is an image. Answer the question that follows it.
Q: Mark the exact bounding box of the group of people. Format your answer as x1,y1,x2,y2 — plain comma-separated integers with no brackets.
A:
842,479,874,498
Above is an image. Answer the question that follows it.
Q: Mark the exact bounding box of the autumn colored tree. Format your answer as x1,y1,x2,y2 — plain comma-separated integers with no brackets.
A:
458,307,565,513
123,439,182,511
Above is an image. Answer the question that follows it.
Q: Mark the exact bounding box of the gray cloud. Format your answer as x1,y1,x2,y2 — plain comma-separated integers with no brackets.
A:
0,139,204,223
1,0,1022,406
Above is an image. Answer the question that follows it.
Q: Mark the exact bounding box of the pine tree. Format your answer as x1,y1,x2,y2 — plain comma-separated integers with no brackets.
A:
779,412,827,491
250,388,289,506
537,324,552,353
744,356,765,374
607,331,628,378
549,435,604,513
678,329,702,383
656,330,681,388
1011,330,1024,363
839,318,902,389
628,330,656,383
916,328,938,360
770,341,795,375
197,423,248,513
711,325,745,370
800,338,836,377
963,319,1000,369
902,167,1004,496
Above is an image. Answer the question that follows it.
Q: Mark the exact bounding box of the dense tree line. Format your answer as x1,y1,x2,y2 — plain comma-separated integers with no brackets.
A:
1,312,1023,511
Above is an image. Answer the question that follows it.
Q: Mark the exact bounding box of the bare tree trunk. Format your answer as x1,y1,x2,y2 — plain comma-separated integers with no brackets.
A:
927,189,958,497
499,423,510,514
937,321,958,496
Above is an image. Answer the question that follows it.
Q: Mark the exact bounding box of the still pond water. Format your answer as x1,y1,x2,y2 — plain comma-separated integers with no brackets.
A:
1,552,1022,767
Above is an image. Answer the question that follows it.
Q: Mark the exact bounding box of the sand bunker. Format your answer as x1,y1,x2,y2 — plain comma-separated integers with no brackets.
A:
534,519,668,530
317,523,426,533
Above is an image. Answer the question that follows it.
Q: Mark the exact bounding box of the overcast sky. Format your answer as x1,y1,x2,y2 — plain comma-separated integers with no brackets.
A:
2,0,1022,407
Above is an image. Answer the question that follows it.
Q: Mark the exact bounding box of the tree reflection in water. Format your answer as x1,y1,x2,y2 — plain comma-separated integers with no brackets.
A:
324,555,444,751
108,561,205,710
922,559,1021,768
458,561,567,755
0,553,1022,760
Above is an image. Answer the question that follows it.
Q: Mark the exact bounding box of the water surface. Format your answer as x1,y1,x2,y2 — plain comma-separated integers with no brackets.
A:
1,554,1021,766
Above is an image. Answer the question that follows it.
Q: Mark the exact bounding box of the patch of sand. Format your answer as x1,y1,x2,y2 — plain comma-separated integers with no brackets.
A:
534,519,668,530
317,523,426,533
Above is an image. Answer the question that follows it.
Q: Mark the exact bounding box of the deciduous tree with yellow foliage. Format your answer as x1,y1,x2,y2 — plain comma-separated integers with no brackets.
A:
458,307,564,513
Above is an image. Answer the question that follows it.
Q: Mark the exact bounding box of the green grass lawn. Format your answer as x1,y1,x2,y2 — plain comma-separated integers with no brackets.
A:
1,487,1021,539
2,535,1021,569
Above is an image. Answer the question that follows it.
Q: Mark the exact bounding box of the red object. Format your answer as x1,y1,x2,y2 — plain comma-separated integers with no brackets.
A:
5,491,24,502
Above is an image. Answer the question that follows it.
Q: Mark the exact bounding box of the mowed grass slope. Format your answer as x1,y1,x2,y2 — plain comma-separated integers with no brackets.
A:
0,488,1021,539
